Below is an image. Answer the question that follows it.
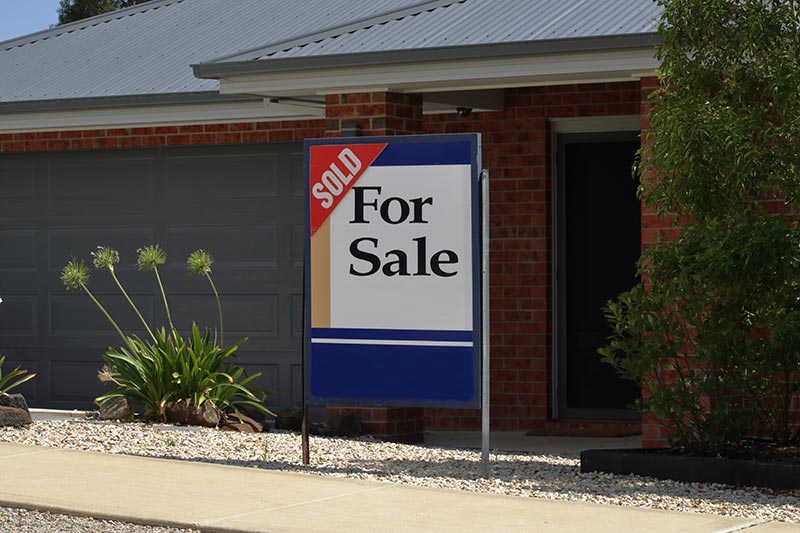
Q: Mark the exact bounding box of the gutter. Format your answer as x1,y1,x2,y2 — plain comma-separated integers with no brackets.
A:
193,33,660,80
0,92,259,114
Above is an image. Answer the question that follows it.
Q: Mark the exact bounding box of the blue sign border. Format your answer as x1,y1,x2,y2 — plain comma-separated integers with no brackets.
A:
303,133,482,409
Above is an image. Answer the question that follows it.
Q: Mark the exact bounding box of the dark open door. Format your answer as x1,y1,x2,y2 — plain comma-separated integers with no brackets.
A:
555,131,641,419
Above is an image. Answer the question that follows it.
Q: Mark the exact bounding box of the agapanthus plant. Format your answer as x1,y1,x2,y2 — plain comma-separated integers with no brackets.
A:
0,355,36,396
187,249,224,345
137,245,174,333
60,247,272,424
61,257,125,340
92,246,155,342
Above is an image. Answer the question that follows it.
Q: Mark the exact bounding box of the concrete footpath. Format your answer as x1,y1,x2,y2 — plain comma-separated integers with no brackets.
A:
0,442,797,533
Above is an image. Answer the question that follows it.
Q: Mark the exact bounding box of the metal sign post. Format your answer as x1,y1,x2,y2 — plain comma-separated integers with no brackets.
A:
481,169,491,477
301,265,310,465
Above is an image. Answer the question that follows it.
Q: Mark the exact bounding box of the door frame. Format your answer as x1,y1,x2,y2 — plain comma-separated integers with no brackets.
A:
549,116,641,420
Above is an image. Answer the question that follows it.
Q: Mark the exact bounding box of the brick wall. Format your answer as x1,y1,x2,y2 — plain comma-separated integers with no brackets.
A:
319,84,644,437
637,75,670,448
325,405,425,443
0,81,646,438
0,120,326,153
422,81,643,431
321,91,427,442
324,92,423,137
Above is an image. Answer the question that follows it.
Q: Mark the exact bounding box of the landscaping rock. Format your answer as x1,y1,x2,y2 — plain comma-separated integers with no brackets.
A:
165,400,220,428
274,407,303,431
310,422,328,436
221,413,266,433
0,406,32,427
235,403,270,426
0,393,28,411
221,422,252,432
326,413,362,437
95,397,132,421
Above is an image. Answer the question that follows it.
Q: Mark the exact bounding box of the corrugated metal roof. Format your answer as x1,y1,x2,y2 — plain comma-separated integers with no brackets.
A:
224,0,661,62
0,0,661,107
0,0,434,104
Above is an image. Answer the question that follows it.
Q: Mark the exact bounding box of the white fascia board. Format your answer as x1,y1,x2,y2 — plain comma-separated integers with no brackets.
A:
218,48,658,97
0,100,320,134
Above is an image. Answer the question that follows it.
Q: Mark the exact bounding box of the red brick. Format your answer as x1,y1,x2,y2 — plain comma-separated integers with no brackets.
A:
141,136,165,147
166,135,190,146
46,140,67,150
120,137,143,147
24,141,48,151
267,131,293,142
154,126,179,135
190,133,216,144
95,138,118,149
242,132,268,143
216,133,242,144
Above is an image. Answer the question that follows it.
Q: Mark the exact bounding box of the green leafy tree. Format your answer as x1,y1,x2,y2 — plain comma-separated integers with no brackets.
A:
58,0,151,24
600,0,800,448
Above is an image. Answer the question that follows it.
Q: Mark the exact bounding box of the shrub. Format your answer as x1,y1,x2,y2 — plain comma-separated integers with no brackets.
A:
0,355,36,396
600,0,800,448
61,246,273,424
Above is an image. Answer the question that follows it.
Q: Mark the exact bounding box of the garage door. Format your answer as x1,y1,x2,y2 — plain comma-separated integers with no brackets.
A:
0,143,304,411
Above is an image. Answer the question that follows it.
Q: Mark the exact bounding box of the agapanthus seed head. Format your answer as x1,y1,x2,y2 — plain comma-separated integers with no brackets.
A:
91,246,120,271
187,249,214,276
97,365,114,383
60,258,90,290
137,244,167,272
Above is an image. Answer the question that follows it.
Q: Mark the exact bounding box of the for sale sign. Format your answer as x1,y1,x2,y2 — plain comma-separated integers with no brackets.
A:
304,134,482,407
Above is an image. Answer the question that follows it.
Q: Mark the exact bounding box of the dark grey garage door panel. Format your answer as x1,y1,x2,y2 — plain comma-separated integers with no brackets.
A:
0,295,37,337
165,224,279,268
0,229,37,268
48,157,155,205
0,161,36,200
163,153,280,200
50,294,157,337
0,143,304,411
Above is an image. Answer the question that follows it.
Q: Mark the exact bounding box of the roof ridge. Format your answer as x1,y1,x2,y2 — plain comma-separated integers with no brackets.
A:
0,0,181,51
200,0,465,65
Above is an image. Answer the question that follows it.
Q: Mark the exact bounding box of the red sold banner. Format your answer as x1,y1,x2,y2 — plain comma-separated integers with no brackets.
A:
308,143,386,235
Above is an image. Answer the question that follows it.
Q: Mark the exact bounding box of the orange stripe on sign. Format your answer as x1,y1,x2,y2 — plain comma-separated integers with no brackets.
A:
310,217,331,328
309,143,386,235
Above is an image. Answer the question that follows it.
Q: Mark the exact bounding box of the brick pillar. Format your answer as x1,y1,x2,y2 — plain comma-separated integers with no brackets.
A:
325,92,423,137
325,406,425,444
639,75,671,449
321,91,425,444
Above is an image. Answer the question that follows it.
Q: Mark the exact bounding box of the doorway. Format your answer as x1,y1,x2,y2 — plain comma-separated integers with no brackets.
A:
554,131,641,419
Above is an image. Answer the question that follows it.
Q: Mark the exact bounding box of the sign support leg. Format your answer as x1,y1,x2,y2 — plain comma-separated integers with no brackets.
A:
301,264,310,465
481,169,491,478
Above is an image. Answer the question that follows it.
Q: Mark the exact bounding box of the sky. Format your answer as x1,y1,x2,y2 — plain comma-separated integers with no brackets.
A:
0,0,62,43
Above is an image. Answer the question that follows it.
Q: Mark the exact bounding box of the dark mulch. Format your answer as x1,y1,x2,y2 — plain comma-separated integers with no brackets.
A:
654,441,800,465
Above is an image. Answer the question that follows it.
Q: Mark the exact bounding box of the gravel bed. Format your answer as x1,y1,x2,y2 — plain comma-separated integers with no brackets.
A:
0,505,199,533
1,420,799,524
